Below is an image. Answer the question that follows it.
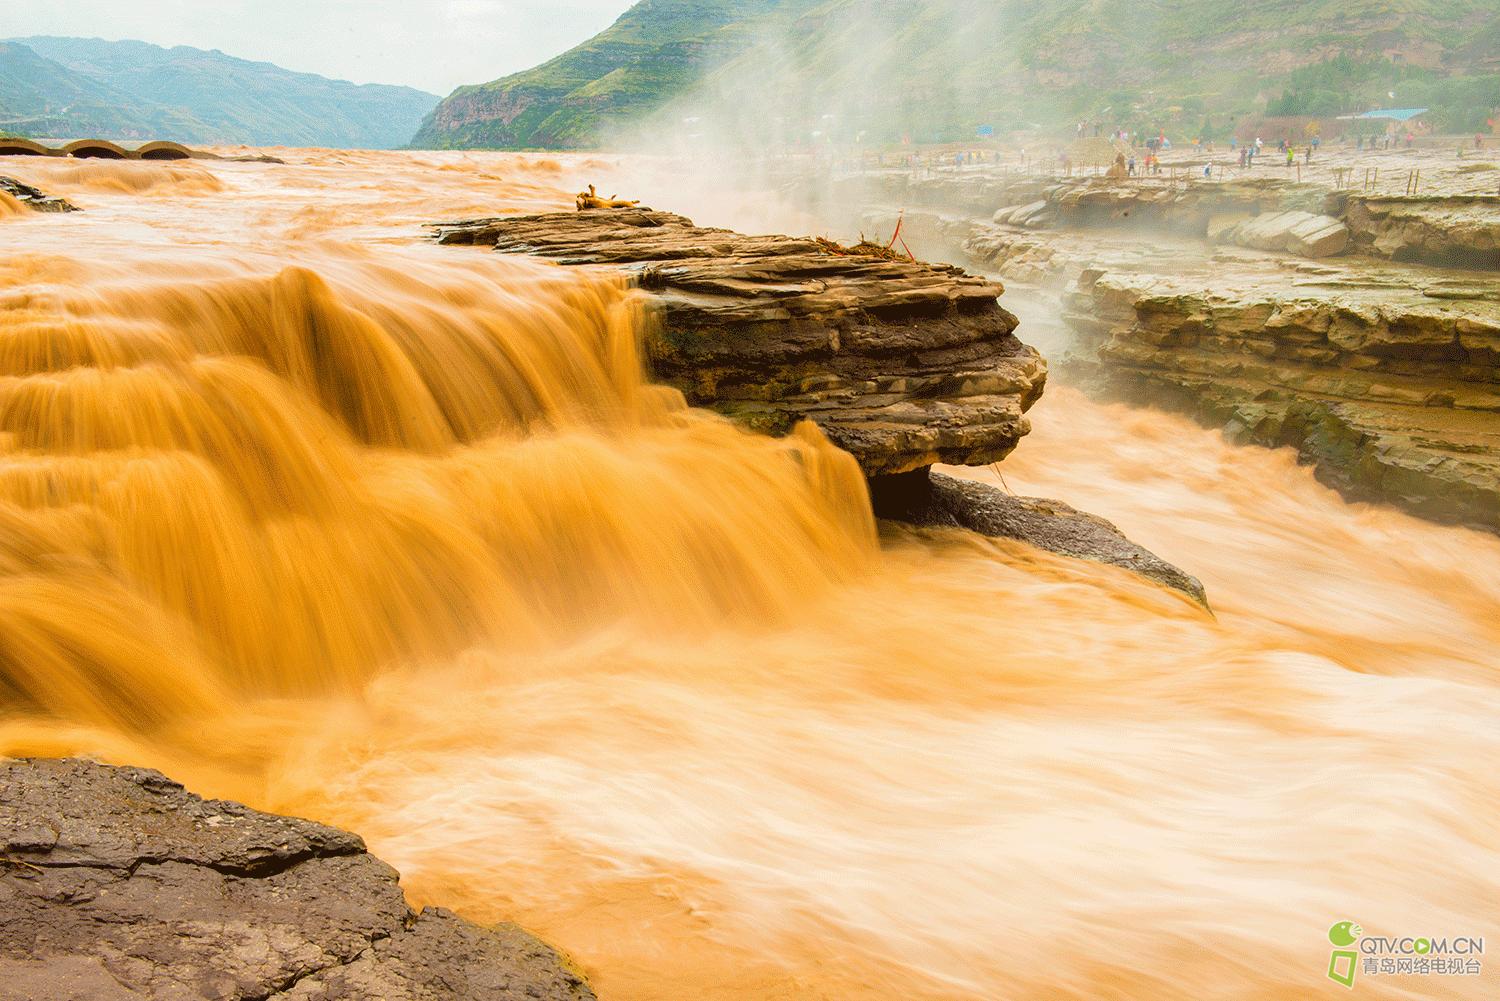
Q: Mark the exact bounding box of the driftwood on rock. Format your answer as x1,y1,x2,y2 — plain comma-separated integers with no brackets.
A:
574,185,638,210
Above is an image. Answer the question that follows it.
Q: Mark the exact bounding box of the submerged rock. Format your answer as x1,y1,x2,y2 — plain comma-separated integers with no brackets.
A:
870,468,1207,603
0,757,594,1001
0,176,77,213
433,209,1046,477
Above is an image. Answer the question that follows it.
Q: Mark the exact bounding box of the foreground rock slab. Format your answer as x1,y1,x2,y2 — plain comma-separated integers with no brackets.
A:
434,208,1046,476
0,757,594,1001
871,469,1207,603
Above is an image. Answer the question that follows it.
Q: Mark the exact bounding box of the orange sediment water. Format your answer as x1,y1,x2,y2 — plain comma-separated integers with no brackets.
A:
0,151,1496,1000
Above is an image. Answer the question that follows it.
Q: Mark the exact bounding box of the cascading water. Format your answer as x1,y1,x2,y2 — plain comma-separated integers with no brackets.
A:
1,151,1496,1001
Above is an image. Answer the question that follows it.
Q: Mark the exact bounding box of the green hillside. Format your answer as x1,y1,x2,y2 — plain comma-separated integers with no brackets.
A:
414,0,1500,149
3,36,439,148
410,0,822,149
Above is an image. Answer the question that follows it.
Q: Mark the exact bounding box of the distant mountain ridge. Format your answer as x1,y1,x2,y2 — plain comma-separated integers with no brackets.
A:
413,0,1500,150
1,36,439,148
410,0,822,150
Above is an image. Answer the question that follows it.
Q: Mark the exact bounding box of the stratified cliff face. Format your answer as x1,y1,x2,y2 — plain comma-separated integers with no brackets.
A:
834,165,1500,533
0,757,595,1001
1065,267,1500,532
434,208,1047,477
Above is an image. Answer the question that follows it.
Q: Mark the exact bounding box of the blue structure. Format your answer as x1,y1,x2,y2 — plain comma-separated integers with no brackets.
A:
1337,108,1429,122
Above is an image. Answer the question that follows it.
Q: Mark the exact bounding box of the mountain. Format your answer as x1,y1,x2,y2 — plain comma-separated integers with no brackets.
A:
0,40,209,138
411,0,822,150
1,36,439,148
414,0,1500,150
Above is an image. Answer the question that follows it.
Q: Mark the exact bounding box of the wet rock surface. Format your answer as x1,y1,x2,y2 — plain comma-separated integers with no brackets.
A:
0,177,77,213
433,208,1046,476
871,468,1207,603
0,757,594,1001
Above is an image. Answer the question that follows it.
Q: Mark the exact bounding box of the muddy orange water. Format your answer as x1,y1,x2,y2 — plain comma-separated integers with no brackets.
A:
1,150,1497,1000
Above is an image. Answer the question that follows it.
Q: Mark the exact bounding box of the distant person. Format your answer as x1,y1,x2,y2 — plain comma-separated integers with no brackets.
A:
1286,146,1295,167
1305,146,1312,164
1128,155,1137,175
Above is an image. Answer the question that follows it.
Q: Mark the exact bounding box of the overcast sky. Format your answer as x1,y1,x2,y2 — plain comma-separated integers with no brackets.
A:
0,0,638,95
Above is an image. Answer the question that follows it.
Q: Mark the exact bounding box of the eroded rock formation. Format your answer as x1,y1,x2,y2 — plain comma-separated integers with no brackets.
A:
0,757,594,1001
1339,194,1500,269
433,207,1208,599
1065,267,1500,531
434,209,1047,477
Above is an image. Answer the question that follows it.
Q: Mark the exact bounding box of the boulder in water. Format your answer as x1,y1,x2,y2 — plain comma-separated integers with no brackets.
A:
870,468,1207,604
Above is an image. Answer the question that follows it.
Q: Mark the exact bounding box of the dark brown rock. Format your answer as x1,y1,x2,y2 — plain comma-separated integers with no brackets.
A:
433,209,1046,476
0,757,593,1001
870,469,1207,603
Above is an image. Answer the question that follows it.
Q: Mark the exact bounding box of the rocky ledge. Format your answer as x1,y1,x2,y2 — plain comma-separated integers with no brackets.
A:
0,757,594,1001
836,172,1498,271
1065,266,1500,532
433,209,1046,477
0,177,77,213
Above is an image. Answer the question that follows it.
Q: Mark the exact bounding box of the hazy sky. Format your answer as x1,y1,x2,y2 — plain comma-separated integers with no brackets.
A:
0,0,638,95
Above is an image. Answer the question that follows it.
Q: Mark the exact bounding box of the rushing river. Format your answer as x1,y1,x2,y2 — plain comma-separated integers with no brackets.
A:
1,151,1496,1000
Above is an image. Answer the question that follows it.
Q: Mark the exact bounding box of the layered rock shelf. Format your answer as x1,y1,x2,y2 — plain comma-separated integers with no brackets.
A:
434,207,1207,600
829,172,1498,270
434,208,1047,478
1064,267,1500,531
1,757,594,1001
